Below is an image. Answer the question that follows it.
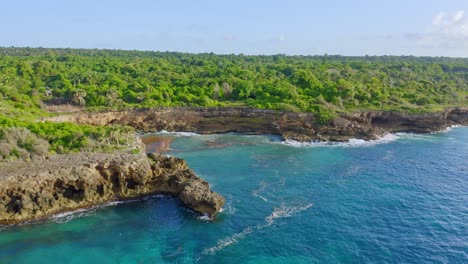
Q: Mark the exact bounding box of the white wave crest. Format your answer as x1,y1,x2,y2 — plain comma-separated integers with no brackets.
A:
394,132,444,141
202,202,313,256
219,197,236,215
265,203,313,225
156,130,199,136
440,125,461,133
50,195,169,224
282,126,464,148
256,195,269,202
198,213,213,221
51,208,98,223
282,133,399,148
202,226,256,255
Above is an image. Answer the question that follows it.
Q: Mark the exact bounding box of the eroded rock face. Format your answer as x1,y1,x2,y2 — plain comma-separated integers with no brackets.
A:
0,152,225,225
47,107,468,142
146,153,225,216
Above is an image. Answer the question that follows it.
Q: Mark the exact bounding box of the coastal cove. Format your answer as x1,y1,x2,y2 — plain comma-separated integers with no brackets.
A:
1,127,467,263
2,106,467,225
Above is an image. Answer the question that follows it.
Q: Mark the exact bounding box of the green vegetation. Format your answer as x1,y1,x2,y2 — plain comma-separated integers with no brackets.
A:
0,117,135,161
0,47,467,159
1,47,466,115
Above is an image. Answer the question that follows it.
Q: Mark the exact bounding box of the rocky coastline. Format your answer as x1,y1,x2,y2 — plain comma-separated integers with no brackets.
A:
0,151,225,226
3,106,466,226
48,107,468,142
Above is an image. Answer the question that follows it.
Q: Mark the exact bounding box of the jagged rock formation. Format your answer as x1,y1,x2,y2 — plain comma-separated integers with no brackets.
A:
0,152,224,225
48,107,468,142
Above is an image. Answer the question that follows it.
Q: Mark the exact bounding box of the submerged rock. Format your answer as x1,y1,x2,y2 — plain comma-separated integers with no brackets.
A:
0,152,225,225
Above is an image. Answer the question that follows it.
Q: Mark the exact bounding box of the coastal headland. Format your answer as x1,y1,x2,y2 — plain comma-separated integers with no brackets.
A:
0,149,225,226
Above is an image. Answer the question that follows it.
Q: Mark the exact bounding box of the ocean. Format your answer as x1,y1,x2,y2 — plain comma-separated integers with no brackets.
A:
1,127,467,263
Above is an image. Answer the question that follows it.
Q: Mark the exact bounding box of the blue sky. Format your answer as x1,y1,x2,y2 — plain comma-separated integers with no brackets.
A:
1,0,467,56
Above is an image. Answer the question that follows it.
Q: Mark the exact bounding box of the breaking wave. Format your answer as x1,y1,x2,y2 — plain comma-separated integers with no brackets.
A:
156,130,199,136
198,213,213,221
281,133,399,148
51,208,98,224
279,125,465,148
440,125,461,133
50,195,168,224
219,196,236,215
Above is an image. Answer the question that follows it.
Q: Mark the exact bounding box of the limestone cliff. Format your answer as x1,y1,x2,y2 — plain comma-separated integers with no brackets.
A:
47,107,468,142
0,152,225,225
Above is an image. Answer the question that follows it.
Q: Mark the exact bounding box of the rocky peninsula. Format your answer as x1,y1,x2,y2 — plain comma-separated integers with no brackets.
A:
0,151,225,225
48,107,468,142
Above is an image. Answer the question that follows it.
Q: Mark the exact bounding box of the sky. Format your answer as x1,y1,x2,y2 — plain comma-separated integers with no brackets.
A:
1,0,468,57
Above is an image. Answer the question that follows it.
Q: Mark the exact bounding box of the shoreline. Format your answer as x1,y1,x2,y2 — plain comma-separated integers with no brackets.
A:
46,106,468,142
3,106,467,226
142,124,465,152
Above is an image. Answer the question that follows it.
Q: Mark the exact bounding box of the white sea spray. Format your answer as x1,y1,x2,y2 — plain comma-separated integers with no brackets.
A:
156,130,200,136
201,202,313,256
281,133,399,148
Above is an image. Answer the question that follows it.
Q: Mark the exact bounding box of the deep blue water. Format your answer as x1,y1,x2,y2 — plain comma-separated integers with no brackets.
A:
1,127,467,263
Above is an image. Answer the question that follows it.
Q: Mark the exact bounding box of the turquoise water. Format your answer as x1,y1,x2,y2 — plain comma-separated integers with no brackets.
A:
1,128,467,263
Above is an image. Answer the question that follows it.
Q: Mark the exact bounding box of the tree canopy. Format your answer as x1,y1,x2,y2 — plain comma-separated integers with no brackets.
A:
1,47,466,118
0,47,466,160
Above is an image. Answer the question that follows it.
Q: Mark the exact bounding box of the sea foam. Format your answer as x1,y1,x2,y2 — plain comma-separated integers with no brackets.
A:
50,194,168,224
265,203,314,225
219,196,236,215
202,202,313,256
156,130,199,136
281,133,399,148
198,213,213,221
281,125,465,148
439,124,461,133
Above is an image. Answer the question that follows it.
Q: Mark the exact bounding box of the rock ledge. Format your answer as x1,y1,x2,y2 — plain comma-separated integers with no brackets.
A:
0,152,225,225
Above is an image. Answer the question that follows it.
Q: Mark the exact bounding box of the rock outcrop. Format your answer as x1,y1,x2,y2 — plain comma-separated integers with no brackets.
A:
0,152,225,225
47,107,468,142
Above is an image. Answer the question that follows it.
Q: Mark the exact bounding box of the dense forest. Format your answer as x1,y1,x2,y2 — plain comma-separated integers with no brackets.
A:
1,47,467,116
0,47,467,160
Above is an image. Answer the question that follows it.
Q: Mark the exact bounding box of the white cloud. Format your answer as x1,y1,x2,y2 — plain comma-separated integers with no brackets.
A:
419,10,468,49
430,10,468,37
453,10,464,22
432,12,445,26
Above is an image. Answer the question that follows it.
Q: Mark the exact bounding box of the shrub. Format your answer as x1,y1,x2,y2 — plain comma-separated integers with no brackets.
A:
0,127,50,160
